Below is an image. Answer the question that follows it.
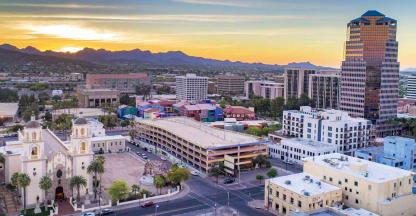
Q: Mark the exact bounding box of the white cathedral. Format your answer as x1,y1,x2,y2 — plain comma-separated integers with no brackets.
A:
0,117,95,206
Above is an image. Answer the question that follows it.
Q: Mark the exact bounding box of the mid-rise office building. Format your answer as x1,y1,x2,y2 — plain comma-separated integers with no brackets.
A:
136,117,267,174
303,153,416,216
355,136,416,171
269,138,337,165
406,75,416,99
176,74,208,102
284,68,317,101
339,11,400,137
265,173,342,215
308,71,340,109
283,106,371,155
86,73,150,93
216,75,245,96
244,81,284,99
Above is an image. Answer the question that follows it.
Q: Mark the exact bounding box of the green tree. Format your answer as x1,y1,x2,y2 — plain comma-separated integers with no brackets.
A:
98,115,119,129
7,124,23,133
70,175,87,201
246,127,263,137
18,173,31,214
131,184,140,196
0,152,4,165
39,176,52,207
284,97,299,110
108,181,130,203
129,129,137,142
153,175,166,195
299,93,313,107
135,85,151,100
209,162,225,183
120,120,130,128
252,155,269,169
96,155,106,165
256,174,264,183
87,160,105,201
167,167,190,187
266,168,278,178
0,88,18,102
52,113,72,137
11,172,20,189
270,97,285,120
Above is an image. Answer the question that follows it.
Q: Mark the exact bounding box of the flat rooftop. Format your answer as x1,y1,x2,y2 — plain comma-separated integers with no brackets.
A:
270,172,340,196
138,117,262,150
282,138,337,150
0,103,18,117
303,153,414,183
90,135,126,142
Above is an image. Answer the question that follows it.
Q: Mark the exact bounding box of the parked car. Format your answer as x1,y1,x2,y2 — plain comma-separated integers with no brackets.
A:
191,171,199,176
140,201,154,208
160,157,167,161
136,152,141,155
82,212,95,216
283,160,295,165
223,178,235,184
142,155,148,159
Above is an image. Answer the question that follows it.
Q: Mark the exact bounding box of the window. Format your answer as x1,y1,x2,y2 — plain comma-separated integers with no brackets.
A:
276,191,279,198
355,199,359,204
354,181,358,186
81,142,87,152
345,178,348,183
283,194,286,201
31,146,38,156
368,185,372,190
297,201,302,208
329,177,333,182
32,132,37,140
81,128,85,136
290,197,294,204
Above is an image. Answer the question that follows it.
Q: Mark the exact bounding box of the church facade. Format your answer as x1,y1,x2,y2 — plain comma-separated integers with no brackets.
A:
1,118,95,206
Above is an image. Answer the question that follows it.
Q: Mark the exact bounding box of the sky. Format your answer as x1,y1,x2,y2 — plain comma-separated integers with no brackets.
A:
0,0,416,68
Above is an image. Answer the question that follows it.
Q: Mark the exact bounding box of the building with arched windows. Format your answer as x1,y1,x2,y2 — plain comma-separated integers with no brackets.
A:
0,117,100,207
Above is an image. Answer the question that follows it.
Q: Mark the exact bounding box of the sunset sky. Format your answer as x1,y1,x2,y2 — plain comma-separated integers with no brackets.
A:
1,0,416,68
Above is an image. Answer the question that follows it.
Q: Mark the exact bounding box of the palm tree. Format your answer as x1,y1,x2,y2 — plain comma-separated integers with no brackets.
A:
153,175,166,195
87,160,104,201
131,184,140,196
70,175,87,201
18,173,31,214
39,176,52,207
0,152,4,165
96,155,106,165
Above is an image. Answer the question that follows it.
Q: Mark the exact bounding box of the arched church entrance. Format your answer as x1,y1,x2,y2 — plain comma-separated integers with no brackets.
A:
55,186,64,200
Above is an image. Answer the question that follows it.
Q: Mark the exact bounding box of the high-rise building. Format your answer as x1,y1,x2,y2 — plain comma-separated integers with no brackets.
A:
244,80,284,99
176,74,208,102
283,68,317,100
216,75,245,96
406,75,416,99
339,11,399,137
308,71,340,109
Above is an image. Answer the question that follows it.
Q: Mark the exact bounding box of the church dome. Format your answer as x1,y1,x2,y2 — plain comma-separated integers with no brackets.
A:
25,120,41,129
74,118,88,125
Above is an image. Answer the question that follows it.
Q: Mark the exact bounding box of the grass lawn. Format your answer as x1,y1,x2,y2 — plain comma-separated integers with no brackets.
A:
20,207,53,216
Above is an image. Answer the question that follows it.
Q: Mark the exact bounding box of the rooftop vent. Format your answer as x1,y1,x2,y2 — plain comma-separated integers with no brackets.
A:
304,191,310,196
285,180,291,185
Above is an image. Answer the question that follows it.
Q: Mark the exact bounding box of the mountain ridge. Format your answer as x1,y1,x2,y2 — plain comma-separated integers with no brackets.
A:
0,43,337,71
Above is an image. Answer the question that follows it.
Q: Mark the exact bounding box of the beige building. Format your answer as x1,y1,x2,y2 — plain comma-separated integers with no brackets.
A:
64,72,84,82
86,73,150,93
303,153,416,216
265,173,342,215
308,71,340,109
136,117,267,174
244,80,284,99
216,75,245,96
77,88,120,108
284,68,317,101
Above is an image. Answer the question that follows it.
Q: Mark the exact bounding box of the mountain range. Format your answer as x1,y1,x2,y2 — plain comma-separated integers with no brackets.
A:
0,43,336,71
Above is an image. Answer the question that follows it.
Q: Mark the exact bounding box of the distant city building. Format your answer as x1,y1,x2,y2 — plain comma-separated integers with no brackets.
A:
268,138,337,165
176,74,208,102
181,103,223,122
355,136,416,171
77,88,120,108
308,71,340,109
244,80,284,99
86,73,150,93
216,75,245,96
208,81,217,94
64,72,84,82
265,173,342,215
0,103,18,124
136,117,267,174
283,106,371,155
222,106,255,121
339,11,399,137
302,153,416,215
406,75,416,99
51,89,63,97
283,68,317,101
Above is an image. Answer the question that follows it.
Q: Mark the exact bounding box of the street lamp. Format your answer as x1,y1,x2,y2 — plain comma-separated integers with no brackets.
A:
155,204,159,216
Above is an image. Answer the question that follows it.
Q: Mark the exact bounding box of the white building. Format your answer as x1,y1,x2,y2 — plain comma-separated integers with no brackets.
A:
283,106,371,155
244,80,284,99
85,118,126,153
0,117,94,206
176,74,208,102
269,138,337,165
303,153,416,216
406,75,416,99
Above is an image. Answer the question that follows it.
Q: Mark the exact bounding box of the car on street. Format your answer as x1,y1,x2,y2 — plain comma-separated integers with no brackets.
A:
142,155,148,159
98,208,114,215
283,160,295,165
140,201,155,208
160,156,167,161
191,171,199,176
223,178,235,184
136,151,141,155
82,212,95,216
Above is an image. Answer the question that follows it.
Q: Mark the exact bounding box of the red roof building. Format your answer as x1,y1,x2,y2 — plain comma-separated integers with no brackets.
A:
223,106,256,121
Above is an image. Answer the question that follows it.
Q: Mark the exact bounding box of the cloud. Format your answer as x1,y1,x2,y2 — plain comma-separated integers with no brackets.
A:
171,0,255,8
1,14,302,23
0,2,120,9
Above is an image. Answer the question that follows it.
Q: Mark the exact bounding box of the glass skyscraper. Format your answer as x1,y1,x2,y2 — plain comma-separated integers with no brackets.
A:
340,10,399,137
